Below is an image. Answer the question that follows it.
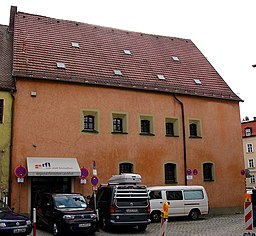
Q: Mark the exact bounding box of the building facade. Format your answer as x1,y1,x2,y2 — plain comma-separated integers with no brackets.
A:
241,118,256,189
9,7,245,215
0,21,15,202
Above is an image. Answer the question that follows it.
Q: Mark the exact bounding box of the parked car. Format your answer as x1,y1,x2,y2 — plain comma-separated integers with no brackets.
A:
96,174,151,231
147,185,209,222
0,200,32,235
34,193,97,235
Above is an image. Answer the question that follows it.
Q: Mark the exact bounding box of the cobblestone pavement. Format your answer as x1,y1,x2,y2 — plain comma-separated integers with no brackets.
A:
30,214,251,236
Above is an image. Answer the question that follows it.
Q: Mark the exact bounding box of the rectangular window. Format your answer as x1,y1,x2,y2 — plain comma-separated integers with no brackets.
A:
164,163,176,184
119,163,133,174
149,191,162,200
139,115,154,135
165,117,179,137
111,112,128,134
250,175,255,184
0,99,4,123
184,190,204,200
248,159,255,168
245,128,252,136
189,119,202,138
247,143,254,153
81,109,99,133
203,163,214,181
166,191,182,200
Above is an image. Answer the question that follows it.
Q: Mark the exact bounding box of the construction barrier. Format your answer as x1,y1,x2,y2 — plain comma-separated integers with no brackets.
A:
244,193,255,236
160,201,168,236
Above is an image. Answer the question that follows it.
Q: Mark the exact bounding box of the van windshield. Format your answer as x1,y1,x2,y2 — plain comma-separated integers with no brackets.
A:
54,195,87,208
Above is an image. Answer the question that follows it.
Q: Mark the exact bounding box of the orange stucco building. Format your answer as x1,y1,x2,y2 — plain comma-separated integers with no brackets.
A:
9,7,245,215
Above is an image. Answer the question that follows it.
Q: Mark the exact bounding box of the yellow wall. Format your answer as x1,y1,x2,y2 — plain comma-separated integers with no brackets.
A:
0,91,13,199
11,80,245,213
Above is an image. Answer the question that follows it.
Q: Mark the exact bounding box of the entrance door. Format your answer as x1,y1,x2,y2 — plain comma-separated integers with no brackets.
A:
31,177,71,209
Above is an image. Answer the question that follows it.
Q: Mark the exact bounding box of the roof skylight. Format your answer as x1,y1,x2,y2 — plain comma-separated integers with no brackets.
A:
172,56,180,62
114,69,123,76
71,42,80,48
56,62,66,69
124,49,132,55
157,74,166,80
194,79,202,85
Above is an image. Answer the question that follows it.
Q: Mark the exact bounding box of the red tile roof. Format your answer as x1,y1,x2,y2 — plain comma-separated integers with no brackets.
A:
13,12,241,101
0,24,15,90
242,120,256,137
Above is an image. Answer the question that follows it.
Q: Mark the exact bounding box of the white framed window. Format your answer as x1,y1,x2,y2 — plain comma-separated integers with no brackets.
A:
245,128,252,136
250,175,255,184
246,143,254,153
248,159,255,168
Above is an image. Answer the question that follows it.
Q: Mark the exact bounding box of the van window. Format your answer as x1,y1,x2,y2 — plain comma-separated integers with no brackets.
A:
166,191,183,200
184,190,204,200
149,191,162,200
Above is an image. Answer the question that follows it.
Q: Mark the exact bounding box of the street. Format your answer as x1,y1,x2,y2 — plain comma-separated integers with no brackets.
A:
29,213,251,236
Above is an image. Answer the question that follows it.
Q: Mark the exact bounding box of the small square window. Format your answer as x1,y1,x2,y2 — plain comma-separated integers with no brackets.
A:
165,117,179,137
111,112,128,134
56,62,66,69
171,56,180,62
139,115,154,136
71,42,80,48
194,79,202,85
123,49,131,55
81,110,99,133
245,128,252,136
189,119,202,138
113,69,123,76
157,74,166,80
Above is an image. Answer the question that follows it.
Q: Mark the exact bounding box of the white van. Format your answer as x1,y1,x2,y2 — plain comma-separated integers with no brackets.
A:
147,185,208,222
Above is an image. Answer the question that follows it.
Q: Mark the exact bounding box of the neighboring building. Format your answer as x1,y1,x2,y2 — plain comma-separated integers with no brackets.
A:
10,7,245,215
0,18,15,202
241,118,256,189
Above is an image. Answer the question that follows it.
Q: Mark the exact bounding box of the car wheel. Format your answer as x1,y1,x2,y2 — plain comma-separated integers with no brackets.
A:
53,222,61,236
189,209,200,220
151,211,161,223
138,224,147,231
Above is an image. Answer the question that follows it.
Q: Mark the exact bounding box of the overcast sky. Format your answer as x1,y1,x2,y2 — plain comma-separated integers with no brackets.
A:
1,0,256,120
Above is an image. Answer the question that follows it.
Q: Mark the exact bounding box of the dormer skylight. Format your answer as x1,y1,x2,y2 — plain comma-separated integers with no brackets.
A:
114,69,123,76
71,42,80,48
56,62,66,69
157,74,166,80
194,79,202,85
172,56,180,62
123,49,132,55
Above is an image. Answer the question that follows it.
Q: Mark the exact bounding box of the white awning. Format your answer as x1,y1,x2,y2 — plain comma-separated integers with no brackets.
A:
27,157,81,176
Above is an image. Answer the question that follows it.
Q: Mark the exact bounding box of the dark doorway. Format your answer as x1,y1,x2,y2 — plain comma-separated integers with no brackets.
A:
31,177,71,209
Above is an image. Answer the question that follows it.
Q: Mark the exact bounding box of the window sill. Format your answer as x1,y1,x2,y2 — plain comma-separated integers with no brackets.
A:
139,133,155,136
189,136,202,139
165,135,179,137
203,179,214,182
81,129,99,133
111,131,128,135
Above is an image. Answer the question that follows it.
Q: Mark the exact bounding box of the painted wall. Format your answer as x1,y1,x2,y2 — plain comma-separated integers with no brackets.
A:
0,91,12,200
11,80,245,213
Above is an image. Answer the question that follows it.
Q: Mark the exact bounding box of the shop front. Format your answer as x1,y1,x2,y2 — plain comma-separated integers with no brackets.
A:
26,157,81,212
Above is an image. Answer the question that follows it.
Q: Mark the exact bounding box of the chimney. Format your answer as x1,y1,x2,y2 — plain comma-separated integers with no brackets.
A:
8,6,17,33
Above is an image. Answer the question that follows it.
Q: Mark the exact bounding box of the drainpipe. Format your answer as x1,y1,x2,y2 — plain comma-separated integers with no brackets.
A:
174,95,187,186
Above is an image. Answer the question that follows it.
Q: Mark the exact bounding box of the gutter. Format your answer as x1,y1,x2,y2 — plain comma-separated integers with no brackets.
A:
174,94,187,186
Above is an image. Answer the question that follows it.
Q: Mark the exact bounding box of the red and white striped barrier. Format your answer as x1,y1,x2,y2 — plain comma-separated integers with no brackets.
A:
245,201,253,231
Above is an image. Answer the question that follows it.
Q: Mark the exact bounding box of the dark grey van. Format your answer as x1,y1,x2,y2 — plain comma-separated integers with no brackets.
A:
96,183,151,231
35,193,97,235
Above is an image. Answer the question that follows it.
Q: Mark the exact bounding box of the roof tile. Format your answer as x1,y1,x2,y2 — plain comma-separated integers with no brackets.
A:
13,12,241,101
